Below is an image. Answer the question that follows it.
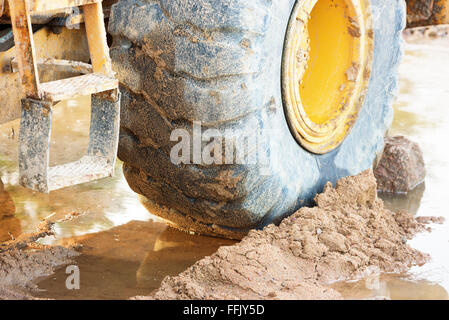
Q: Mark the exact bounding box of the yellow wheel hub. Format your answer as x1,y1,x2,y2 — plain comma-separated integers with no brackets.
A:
282,0,374,154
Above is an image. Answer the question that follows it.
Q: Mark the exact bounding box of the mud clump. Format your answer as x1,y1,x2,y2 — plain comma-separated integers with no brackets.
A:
147,170,437,300
0,218,79,299
0,247,78,299
1,181,81,299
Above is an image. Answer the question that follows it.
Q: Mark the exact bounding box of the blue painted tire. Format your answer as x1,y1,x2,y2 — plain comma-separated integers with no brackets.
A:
109,0,405,239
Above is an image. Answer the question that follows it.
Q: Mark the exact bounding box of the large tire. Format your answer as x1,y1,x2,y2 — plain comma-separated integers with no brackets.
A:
108,0,406,239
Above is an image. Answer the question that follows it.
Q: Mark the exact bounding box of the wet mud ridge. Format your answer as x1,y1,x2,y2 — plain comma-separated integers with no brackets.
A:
0,216,79,300
140,170,442,300
0,171,443,300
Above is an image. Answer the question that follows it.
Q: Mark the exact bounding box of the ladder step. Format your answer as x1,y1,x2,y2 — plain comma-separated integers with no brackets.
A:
47,155,113,191
19,96,120,193
11,58,92,75
29,0,100,14
39,73,118,102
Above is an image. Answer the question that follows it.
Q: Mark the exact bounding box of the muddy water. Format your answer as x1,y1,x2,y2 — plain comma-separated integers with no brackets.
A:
1,35,449,300
0,96,153,239
34,223,233,299
333,37,449,300
0,97,235,299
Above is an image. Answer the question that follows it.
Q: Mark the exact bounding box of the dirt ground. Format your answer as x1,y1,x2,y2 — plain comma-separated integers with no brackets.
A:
0,247,78,299
0,170,441,300
1,26,448,300
0,210,80,300
135,170,441,300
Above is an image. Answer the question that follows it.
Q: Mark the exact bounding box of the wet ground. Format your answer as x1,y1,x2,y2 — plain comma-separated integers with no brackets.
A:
0,98,235,299
332,34,449,299
1,34,449,300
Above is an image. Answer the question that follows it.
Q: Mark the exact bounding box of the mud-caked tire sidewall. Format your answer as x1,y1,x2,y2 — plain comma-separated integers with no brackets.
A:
109,0,406,238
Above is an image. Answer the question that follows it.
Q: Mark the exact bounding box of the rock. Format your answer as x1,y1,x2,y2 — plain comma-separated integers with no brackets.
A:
374,136,426,193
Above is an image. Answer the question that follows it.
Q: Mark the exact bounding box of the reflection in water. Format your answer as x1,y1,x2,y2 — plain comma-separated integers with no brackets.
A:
332,274,449,300
34,222,234,300
0,97,153,241
0,179,21,243
136,227,235,289
0,95,235,299
335,36,449,299
380,182,425,216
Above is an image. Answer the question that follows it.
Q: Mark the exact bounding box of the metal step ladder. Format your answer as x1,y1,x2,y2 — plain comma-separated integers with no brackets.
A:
8,0,120,193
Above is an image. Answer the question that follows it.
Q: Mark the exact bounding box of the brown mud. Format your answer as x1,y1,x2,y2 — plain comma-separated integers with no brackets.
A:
0,180,20,243
0,213,79,299
0,246,78,300
0,170,442,300
33,221,233,300
0,29,447,300
135,170,442,300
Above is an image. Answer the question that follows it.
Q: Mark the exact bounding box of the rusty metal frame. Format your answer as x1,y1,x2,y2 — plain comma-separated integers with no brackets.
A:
8,0,121,193
10,57,93,74
0,0,117,21
83,1,113,75
27,0,100,14
406,0,449,27
8,0,41,99
8,0,115,100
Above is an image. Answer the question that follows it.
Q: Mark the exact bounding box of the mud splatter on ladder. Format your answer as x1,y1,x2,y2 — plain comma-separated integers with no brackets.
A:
8,0,120,193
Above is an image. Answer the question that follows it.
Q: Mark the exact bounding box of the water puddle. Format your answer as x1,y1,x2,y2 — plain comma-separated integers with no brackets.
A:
1,34,449,299
0,96,152,239
332,274,449,300
33,223,233,300
0,96,235,299
333,37,449,299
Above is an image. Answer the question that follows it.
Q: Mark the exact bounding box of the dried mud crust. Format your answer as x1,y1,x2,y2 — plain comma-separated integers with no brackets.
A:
403,24,449,42
109,0,406,236
141,171,442,300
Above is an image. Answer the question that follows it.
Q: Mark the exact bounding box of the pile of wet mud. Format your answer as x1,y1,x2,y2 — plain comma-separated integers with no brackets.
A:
141,170,442,300
0,171,443,300
0,247,78,299
0,218,79,300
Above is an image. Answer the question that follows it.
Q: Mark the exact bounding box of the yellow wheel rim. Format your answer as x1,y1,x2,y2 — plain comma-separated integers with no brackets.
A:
282,0,374,154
